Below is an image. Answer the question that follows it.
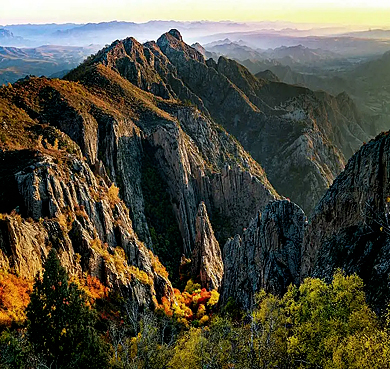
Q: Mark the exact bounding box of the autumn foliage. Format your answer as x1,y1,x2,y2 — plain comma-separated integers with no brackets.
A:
0,268,109,329
0,271,32,327
71,274,109,304
159,279,219,327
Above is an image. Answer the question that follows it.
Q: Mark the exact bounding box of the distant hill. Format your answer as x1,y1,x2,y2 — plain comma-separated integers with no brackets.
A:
0,28,26,46
0,29,14,39
340,29,390,40
203,40,341,66
0,44,99,85
203,39,265,61
262,44,339,65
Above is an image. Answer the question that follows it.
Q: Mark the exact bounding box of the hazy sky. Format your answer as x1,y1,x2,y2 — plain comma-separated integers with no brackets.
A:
2,0,390,26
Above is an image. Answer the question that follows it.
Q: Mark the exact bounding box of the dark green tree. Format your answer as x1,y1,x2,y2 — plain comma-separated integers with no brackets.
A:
26,248,109,368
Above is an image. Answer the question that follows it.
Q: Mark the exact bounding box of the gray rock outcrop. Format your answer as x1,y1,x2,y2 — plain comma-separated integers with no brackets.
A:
221,200,305,310
302,132,390,308
191,202,223,290
0,152,174,309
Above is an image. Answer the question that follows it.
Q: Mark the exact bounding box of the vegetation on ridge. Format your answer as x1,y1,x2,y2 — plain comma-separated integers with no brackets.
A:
2,254,390,368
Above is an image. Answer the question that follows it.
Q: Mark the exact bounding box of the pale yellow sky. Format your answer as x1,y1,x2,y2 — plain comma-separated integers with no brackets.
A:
2,0,390,26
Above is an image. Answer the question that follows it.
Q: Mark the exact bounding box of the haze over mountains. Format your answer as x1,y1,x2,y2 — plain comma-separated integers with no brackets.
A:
0,44,100,85
3,0,390,361
1,25,390,312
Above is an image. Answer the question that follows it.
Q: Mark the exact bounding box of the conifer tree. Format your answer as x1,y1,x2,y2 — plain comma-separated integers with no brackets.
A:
26,248,109,368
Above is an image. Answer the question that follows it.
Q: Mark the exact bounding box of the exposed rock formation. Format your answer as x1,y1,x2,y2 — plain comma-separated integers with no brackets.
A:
302,131,390,308
0,29,379,312
0,143,174,309
63,29,375,216
3,63,278,258
152,31,371,213
221,200,305,310
148,107,277,251
1,44,278,290
191,202,223,290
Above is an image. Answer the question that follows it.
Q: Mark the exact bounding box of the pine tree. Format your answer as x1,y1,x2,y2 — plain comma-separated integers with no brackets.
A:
26,248,109,368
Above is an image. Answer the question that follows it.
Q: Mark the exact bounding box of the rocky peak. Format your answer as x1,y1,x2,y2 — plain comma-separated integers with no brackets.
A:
190,202,223,290
191,42,206,57
168,29,183,41
221,200,305,310
157,30,205,64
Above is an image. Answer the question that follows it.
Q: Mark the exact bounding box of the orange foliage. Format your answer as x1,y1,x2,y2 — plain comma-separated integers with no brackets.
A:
83,275,109,301
70,274,109,303
0,271,33,327
148,250,169,279
161,296,173,317
157,283,219,327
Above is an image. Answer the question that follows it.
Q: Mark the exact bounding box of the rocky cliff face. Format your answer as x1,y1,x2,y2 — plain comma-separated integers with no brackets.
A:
72,29,372,214
0,148,174,309
156,33,372,212
301,131,390,308
0,29,381,314
220,200,305,310
191,202,223,290
218,130,390,311
0,40,278,293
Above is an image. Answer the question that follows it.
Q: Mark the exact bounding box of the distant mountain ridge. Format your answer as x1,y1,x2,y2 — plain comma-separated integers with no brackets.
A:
203,40,340,65
0,44,99,85
0,28,26,46
0,27,388,313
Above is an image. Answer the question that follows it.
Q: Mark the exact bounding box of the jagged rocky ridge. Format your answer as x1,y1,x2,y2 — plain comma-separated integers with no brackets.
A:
0,149,173,309
301,131,390,309
221,200,305,309
0,32,279,304
69,29,375,213
0,29,385,313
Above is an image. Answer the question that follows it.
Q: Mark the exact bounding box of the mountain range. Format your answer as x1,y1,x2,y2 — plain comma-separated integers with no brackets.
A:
0,44,99,85
203,39,340,66
0,29,389,313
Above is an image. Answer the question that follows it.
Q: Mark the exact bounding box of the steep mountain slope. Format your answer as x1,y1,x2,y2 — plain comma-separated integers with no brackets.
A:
155,31,369,212
302,131,390,309
0,40,278,290
0,97,173,308
66,29,372,214
221,200,305,309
